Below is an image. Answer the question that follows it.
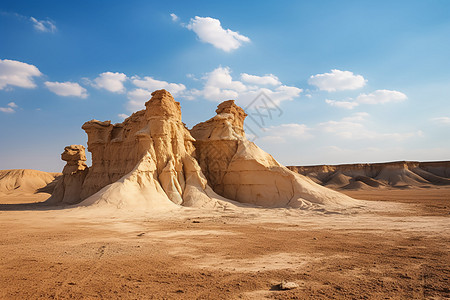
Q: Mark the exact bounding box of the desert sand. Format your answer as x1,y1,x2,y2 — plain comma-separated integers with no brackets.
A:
0,182,448,299
0,90,448,299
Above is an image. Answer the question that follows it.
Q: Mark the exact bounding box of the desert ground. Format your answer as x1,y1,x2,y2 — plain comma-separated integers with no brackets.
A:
0,183,448,299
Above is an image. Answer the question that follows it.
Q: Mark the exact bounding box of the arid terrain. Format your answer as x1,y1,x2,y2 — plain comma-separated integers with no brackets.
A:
0,92,448,299
0,168,449,299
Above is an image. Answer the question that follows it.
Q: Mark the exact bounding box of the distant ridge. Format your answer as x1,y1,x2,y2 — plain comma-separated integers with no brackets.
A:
287,161,450,190
0,169,61,194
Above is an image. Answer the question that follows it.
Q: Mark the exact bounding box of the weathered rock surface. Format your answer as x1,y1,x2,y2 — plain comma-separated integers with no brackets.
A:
46,145,88,204
191,100,356,208
288,161,450,190
49,90,230,208
279,281,300,290
49,89,356,209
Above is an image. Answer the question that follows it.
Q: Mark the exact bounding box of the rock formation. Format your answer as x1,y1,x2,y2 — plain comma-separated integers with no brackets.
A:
288,161,450,190
58,90,229,208
46,145,88,204
191,100,356,208
49,89,356,209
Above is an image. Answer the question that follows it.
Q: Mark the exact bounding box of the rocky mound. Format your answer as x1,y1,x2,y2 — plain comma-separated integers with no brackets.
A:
288,161,450,190
191,100,356,208
47,89,356,209
0,169,61,194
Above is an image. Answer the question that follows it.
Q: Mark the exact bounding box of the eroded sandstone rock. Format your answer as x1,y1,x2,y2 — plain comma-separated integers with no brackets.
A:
47,145,88,204
50,89,356,209
191,100,356,208
75,89,229,208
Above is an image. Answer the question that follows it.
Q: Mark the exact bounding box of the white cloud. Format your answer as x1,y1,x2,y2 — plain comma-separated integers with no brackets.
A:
126,88,152,111
342,112,370,122
170,13,179,22
186,16,250,52
132,76,186,95
0,102,18,113
0,59,42,90
30,17,56,33
45,81,88,98
356,89,407,104
126,75,186,111
118,113,129,120
241,73,281,86
7,102,18,108
432,117,450,125
325,90,407,109
260,123,312,142
92,72,127,93
123,67,301,111
308,69,366,92
325,99,359,109
193,67,246,101
192,67,302,106
318,112,417,140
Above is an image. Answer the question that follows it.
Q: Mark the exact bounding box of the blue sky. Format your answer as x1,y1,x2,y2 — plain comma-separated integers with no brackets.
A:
1,0,449,172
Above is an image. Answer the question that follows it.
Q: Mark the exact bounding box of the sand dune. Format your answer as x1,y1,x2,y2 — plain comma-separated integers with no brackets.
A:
288,161,450,190
0,169,61,194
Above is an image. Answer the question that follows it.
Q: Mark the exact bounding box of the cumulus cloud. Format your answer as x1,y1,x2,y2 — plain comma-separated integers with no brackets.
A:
186,16,250,52
126,76,186,111
118,113,129,120
325,89,407,109
126,88,153,111
0,59,42,90
308,69,366,92
170,13,179,22
30,17,56,33
356,89,407,104
45,81,88,98
192,67,246,101
92,72,127,93
241,73,281,86
124,67,301,111
0,102,18,113
325,99,359,109
132,76,186,95
192,67,302,107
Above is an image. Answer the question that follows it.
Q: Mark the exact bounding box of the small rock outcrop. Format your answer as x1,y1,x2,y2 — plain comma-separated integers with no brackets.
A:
47,145,88,204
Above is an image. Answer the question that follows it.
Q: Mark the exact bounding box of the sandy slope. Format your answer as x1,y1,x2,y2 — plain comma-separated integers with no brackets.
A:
0,169,61,204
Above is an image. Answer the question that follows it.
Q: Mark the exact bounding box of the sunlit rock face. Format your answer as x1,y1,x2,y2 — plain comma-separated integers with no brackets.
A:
50,89,356,209
191,100,356,208
47,145,88,204
50,90,223,208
